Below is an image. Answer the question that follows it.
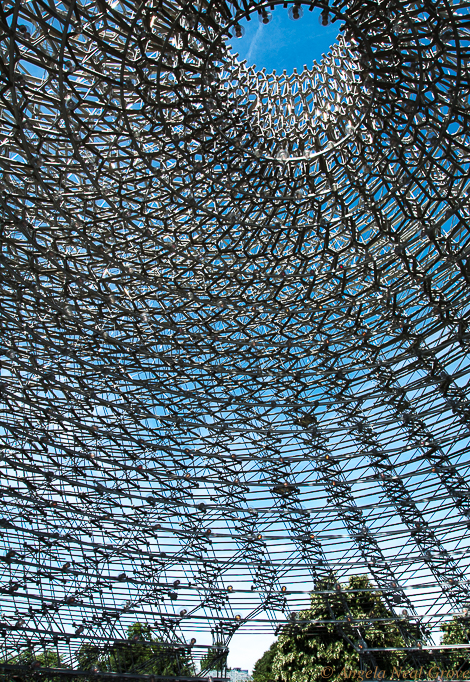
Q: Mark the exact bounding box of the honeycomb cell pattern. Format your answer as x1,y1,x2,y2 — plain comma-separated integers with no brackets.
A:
1,0,470,676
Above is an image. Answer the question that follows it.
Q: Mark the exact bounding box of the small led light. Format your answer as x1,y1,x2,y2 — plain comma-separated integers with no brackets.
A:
258,10,272,24
320,9,331,26
288,4,303,20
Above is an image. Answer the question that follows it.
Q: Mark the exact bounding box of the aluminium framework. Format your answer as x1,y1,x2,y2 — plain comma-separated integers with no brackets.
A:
1,0,470,677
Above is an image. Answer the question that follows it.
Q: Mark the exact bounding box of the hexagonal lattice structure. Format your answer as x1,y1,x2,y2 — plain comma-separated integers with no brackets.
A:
1,0,470,676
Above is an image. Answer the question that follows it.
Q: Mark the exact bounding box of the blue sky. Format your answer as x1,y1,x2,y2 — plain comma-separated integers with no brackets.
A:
227,6,340,74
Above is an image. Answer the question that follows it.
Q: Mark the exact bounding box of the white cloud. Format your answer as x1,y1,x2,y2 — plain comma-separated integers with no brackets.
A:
246,24,263,65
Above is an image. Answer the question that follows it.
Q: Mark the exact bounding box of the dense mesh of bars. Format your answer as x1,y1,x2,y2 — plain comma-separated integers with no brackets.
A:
1,0,470,675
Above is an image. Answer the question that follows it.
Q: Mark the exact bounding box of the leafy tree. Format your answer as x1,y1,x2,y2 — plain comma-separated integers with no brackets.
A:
269,575,423,682
7,650,62,668
199,647,229,673
252,641,278,682
107,623,194,677
75,643,102,672
5,649,63,682
199,647,228,673
75,623,194,678
441,615,470,672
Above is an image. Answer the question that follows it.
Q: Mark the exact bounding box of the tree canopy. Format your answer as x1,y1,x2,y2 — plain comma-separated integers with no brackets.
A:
252,642,278,682
5,649,63,682
7,651,62,668
440,615,470,672
75,623,194,677
199,646,229,673
254,575,423,682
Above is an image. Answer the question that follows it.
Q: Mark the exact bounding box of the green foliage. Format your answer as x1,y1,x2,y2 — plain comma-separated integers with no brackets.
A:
252,641,278,682
269,575,419,682
75,643,101,671
106,623,194,677
199,647,228,673
441,616,470,671
75,623,194,677
7,650,62,668
3,626,193,682
5,649,63,682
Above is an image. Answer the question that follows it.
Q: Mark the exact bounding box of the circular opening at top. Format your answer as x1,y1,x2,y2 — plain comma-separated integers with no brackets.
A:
226,5,341,75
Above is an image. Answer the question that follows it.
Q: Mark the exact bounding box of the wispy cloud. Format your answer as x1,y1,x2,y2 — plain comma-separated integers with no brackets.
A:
246,23,263,65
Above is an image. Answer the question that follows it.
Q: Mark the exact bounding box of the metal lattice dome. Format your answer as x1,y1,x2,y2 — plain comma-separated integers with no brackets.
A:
1,0,470,675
